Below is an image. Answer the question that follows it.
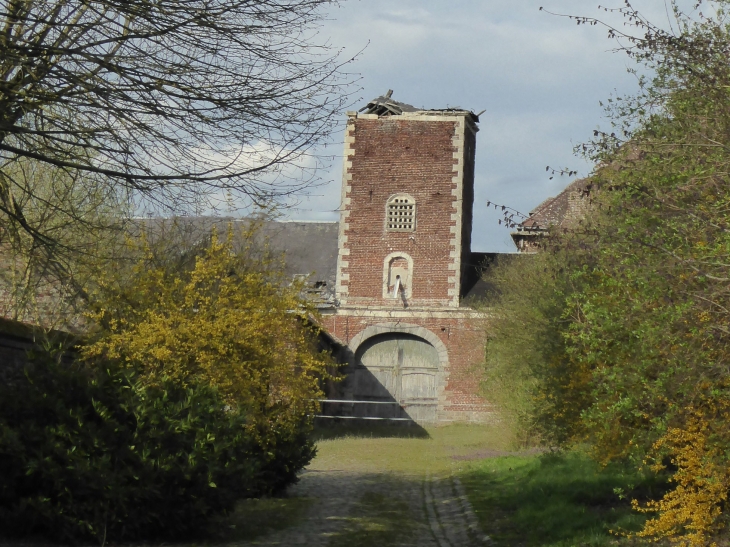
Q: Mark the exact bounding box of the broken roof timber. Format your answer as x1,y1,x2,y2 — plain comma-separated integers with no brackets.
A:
357,90,479,122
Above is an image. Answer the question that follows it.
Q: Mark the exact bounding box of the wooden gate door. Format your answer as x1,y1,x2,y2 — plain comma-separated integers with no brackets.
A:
355,333,440,422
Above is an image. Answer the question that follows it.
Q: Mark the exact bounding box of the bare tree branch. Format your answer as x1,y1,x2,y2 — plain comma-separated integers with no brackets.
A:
0,0,355,214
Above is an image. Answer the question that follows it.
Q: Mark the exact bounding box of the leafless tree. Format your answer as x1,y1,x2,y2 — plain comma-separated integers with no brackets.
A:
0,0,353,325
0,0,353,243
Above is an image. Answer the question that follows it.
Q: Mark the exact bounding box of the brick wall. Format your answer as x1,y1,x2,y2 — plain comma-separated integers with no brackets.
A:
325,108,490,423
0,317,76,385
336,114,477,309
320,311,491,422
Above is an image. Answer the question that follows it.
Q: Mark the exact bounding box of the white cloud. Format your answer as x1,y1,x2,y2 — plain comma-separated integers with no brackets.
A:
287,0,705,251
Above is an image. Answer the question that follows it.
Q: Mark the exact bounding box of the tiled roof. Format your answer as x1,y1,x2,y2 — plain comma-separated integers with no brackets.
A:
520,178,592,231
133,217,339,306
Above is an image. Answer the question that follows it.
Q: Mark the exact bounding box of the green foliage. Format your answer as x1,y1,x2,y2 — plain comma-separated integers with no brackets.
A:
481,250,593,446
0,347,315,544
460,452,662,547
84,225,331,443
486,2,730,542
0,224,327,543
213,496,314,543
0,158,129,331
565,84,730,463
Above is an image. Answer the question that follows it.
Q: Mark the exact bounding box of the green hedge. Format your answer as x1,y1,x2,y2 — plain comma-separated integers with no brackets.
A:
0,350,315,544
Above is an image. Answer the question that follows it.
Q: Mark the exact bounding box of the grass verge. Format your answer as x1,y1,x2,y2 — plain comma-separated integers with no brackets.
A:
460,451,666,547
310,423,514,474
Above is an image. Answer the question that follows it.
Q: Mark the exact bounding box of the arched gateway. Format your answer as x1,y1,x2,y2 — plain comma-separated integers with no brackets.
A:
345,324,448,423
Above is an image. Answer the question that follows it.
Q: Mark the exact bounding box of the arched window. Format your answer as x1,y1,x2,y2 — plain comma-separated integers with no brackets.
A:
385,194,416,232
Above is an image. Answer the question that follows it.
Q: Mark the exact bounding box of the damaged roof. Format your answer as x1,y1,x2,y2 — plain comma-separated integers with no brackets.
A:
519,178,593,231
358,90,480,122
359,89,420,116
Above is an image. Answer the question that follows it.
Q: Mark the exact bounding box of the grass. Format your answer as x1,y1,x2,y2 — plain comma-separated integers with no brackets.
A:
311,421,431,441
209,424,668,547
460,450,666,547
309,422,515,474
205,424,511,543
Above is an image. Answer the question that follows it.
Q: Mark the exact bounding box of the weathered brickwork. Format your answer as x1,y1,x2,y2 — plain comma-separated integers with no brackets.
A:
320,311,490,422
336,114,477,309
327,104,491,424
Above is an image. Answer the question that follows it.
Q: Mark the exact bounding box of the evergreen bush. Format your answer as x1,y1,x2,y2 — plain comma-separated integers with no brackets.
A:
0,349,314,544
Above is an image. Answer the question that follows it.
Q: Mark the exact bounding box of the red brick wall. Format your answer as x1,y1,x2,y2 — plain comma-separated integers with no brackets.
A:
460,128,477,286
320,313,491,420
340,117,460,307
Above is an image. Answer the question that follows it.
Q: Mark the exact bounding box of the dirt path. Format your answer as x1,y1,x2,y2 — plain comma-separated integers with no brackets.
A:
236,469,489,546
228,425,507,546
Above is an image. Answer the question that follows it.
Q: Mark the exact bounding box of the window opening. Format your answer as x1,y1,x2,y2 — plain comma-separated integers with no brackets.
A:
386,195,415,232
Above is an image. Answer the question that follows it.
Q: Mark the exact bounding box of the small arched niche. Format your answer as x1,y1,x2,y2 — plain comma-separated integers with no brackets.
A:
383,252,413,299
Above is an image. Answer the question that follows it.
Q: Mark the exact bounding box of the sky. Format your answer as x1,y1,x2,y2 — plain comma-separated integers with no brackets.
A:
279,0,700,253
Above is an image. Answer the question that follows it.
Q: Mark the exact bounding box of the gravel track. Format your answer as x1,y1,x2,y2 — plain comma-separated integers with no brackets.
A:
235,470,489,546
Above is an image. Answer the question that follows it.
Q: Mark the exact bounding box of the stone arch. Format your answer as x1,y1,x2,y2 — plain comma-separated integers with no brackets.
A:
349,323,448,368
346,323,449,423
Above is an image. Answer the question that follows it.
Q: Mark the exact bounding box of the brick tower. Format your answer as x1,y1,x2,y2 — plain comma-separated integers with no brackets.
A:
320,92,490,424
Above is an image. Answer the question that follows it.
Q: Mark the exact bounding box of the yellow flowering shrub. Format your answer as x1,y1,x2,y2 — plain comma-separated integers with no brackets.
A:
632,408,730,547
84,224,332,440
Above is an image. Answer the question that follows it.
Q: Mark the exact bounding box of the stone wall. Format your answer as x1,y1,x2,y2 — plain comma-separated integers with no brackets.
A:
0,317,76,385
0,318,37,374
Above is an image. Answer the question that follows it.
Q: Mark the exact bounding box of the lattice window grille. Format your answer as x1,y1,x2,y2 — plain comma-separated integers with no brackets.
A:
386,197,415,232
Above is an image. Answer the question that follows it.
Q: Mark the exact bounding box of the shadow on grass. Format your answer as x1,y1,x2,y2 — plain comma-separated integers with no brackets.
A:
209,496,314,543
209,472,422,546
460,451,668,547
311,420,430,441
325,491,416,547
